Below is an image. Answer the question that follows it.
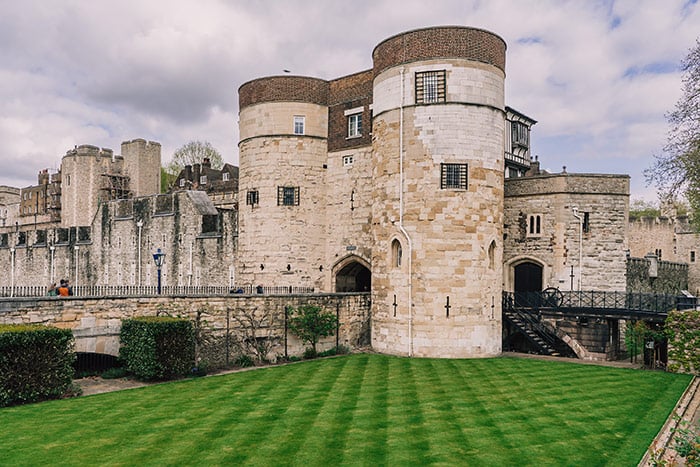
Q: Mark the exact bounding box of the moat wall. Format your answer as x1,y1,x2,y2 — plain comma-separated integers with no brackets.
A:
0,293,371,369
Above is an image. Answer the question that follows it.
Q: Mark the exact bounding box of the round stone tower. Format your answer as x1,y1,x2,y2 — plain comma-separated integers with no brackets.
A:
370,26,506,358
237,76,329,290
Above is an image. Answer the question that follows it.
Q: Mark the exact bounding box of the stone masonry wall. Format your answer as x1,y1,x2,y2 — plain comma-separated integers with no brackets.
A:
0,293,371,368
504,174,629,292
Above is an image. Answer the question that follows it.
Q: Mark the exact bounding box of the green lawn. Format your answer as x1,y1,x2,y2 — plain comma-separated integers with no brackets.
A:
0,354,692,466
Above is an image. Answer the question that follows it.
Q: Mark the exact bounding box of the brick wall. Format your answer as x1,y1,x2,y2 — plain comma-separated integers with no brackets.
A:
372,26,506,76
239,76,329,110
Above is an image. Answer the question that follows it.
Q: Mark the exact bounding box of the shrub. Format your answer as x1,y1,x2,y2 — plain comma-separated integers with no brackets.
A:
234,354,254,368
0,324,75,407
666,310,700,374
303,347,318,359
101,367,129,379
119,317,195,381
288,305,338,354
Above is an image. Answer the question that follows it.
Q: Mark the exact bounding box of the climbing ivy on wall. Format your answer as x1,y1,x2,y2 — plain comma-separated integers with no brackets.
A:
665,309,700,374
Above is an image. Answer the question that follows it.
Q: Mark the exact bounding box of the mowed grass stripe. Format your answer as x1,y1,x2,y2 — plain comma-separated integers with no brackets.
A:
0,354,692,466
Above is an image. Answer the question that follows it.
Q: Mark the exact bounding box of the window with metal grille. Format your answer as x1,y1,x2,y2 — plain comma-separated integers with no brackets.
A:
440,163,468,189
277,186,300,206
246,190,259,206
416,70,446,104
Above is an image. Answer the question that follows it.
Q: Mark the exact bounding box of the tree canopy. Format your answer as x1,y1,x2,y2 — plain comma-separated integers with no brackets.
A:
162,140,224,192
645,38,700,226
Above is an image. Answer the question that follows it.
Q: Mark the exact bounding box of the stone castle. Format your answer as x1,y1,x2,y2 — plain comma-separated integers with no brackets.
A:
0,26,690,359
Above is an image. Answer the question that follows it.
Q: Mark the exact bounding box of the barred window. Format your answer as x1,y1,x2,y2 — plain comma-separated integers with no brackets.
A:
246,190,259,206
277,186,300,206
416,70,446,104
440,163,468,190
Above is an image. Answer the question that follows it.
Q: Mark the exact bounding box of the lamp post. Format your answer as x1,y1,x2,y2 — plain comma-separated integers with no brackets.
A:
152,248,165,294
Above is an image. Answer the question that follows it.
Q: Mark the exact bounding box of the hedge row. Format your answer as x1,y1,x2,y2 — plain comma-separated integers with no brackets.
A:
0,324,75,407
119,317,195,381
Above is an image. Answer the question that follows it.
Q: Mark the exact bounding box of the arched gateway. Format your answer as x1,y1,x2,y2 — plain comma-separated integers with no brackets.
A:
334,256,371,292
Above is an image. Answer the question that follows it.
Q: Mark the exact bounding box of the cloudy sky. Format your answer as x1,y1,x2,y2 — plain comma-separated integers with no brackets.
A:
1,0,698,200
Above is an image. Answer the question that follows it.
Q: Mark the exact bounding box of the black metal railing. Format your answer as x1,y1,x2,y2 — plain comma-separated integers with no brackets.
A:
0,284,315,299
503,290,696,315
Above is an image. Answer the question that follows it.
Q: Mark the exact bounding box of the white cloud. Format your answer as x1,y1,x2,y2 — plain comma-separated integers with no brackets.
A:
0,0,697,202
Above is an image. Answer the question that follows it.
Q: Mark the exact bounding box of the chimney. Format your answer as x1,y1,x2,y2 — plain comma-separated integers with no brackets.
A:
193,164,201,186
184,165,192,184
202,157,211,168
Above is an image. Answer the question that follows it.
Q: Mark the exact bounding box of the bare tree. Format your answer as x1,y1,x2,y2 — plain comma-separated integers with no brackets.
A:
646,39,700,226
230,307,280,364
164,141,224,188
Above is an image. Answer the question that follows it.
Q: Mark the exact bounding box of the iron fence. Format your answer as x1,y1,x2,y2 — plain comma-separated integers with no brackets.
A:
503,290,696,315
0,284,315,298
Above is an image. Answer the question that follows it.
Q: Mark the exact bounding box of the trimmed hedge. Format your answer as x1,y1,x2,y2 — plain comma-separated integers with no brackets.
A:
0,324,75,407
119,317,195,381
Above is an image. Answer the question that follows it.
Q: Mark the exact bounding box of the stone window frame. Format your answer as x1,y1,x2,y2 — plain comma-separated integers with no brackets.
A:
222,172,230,182
277,186,300,206
440,163,468,190
246,190,259,206
391,238,402,268
179,178,186,188
200,175,207,185
293,115,305,135
582,212,590,234
343,155,354,167
527,214,543,237
415,70,446,104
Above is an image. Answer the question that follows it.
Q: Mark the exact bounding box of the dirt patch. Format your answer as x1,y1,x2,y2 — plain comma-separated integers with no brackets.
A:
76,376,151,396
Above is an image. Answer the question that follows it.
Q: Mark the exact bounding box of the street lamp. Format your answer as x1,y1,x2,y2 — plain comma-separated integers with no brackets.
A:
152,248,165,294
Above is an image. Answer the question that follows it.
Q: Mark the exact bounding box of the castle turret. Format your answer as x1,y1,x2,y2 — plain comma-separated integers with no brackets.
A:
121,139,161,197
237,76,329,289
370,26,507,358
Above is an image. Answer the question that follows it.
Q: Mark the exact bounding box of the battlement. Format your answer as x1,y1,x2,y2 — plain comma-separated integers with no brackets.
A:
121,138,161,149
64,144,114,159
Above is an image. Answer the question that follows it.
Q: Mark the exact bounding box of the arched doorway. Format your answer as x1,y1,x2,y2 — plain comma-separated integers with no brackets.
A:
514,262,543,293
335,260,371,292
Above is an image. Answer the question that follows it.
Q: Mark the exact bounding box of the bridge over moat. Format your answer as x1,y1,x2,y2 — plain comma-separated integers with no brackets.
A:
502,289,695,360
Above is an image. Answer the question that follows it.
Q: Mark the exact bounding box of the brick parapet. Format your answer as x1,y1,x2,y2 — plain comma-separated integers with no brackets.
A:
372,26,506,77
238,76,329,110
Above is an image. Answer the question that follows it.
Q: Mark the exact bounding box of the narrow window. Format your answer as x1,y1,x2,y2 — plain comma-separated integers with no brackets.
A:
348,113,362,137
222,172,230,182
691,251,696,262
293,116,305,135
488,240,496,269
416,70,446,104
528,214,542,237
179,178,185,187
392,239,402,268
246,190,259,206
582,212,590,233
440,163,468,190
655,249,662,259
200,175,207,185
277,186,300,206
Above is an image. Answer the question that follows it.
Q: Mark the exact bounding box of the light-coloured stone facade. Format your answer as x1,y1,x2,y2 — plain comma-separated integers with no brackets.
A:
629,216,700,294
504,174,630,292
